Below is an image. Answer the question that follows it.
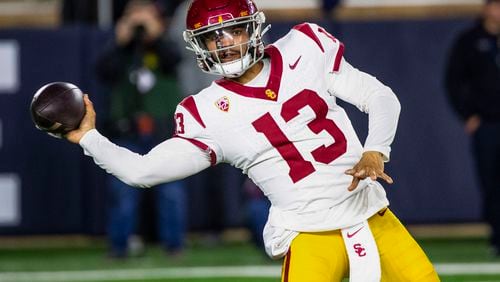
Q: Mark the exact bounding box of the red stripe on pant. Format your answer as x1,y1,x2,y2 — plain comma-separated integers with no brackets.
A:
283,250,291,282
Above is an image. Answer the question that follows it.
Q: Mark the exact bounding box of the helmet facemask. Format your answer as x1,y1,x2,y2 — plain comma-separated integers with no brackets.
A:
184,12,268,78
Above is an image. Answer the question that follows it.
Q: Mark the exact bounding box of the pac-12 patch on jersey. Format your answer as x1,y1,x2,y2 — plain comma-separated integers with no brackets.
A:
215,96,230,112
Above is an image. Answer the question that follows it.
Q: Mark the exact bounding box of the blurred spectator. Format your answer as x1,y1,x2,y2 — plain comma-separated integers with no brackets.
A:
95,0,186,258
445,0,500,257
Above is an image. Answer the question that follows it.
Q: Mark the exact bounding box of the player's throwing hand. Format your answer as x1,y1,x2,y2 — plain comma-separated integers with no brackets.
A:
66,95,96,144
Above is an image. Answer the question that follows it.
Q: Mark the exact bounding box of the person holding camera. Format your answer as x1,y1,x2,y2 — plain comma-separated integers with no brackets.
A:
445,0,500,257
95,0,186,259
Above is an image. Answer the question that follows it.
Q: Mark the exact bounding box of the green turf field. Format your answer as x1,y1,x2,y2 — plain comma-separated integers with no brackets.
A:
0,237,499,281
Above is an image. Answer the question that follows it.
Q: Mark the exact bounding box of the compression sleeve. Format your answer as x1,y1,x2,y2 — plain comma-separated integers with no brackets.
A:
79,129,211,188
327,59,401,161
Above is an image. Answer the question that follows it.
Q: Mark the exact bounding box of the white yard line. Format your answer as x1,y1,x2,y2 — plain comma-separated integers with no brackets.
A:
435,263,500,275
0,263,499,281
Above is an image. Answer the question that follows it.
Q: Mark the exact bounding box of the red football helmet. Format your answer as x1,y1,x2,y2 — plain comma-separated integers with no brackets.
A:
184,0,269,77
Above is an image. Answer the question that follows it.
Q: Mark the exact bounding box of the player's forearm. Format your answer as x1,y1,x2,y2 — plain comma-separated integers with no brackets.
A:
79,129,211,188
364,94,400,161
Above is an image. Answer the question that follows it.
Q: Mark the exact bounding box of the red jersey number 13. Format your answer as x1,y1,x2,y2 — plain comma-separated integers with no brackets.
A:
252,89,347,183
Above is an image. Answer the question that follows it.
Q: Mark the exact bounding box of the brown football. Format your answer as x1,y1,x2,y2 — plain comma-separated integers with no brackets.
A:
30,82,85,138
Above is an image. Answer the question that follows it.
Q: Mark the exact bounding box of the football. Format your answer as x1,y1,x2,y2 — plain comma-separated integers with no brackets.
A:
30,82,85,138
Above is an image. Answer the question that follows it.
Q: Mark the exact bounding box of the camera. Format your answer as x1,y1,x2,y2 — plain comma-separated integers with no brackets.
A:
131,25,146,44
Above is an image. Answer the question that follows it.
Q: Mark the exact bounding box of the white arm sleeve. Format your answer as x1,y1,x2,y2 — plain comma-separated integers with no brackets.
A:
327,58,401,161
79,129,211,188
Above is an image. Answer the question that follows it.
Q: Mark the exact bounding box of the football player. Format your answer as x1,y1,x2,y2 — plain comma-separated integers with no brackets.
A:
67,0,439,280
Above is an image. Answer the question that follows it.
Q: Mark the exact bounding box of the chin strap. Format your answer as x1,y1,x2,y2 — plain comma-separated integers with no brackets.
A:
261,24,271,38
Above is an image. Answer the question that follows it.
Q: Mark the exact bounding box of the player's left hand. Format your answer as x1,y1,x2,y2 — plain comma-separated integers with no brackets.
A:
345,151,393,191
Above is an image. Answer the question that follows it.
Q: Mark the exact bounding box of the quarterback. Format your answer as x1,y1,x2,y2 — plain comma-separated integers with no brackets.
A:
67,0,439,280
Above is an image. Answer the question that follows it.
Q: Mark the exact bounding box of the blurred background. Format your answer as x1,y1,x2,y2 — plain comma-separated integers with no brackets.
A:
0,0,498,281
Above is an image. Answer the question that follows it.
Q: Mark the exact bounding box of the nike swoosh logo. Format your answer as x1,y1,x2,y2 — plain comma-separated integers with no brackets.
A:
346,226,364,238
289,55,302,70
378,208,388,216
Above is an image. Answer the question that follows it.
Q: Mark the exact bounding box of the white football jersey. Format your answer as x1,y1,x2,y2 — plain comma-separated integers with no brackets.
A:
173,23,394,235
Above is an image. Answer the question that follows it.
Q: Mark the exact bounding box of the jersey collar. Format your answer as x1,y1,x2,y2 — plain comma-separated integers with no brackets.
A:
215,45,283,101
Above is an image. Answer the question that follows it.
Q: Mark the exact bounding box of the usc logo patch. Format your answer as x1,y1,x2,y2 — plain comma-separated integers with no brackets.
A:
265,89,276,100
215,96,230,112
353,243,366,257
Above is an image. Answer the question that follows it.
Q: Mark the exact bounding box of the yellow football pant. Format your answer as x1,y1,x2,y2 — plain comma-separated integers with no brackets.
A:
280,208,440,281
